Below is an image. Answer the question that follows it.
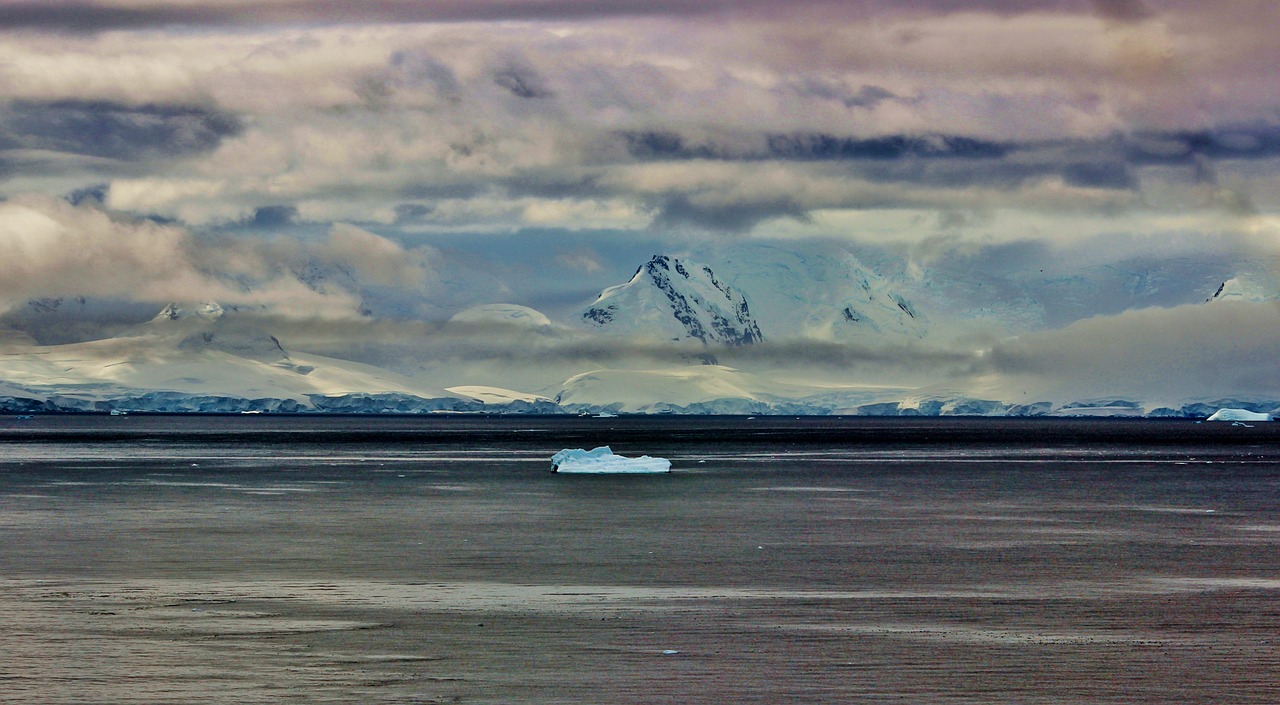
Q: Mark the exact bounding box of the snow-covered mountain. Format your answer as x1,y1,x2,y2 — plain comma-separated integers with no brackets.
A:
1,256,1275,417
143,301,299,367
709,242,927,342
574,243,926,346
0,301,501,413
577,255,762,345
888,246,1244,335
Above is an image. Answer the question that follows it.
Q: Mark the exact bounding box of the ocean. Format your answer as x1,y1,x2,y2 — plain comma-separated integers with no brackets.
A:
1,415,1278,703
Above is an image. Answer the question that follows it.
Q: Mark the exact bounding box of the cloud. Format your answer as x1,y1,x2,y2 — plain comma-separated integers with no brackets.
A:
0,100,241,161
316,223,429,288
0,1,987,33
0,1,1218,35
1090,0,1153,23
246,204,299,228
491,55,554,99
0,2,1273,272
408,324,977,378
0,10,1273,217
653,192,809,232
554,249,604,273
981,301,1280,402
620,131,1010,162
0,196,435,322
0,196,323,315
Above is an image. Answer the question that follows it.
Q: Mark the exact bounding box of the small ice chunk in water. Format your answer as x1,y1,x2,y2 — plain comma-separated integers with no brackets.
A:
551,446,671,474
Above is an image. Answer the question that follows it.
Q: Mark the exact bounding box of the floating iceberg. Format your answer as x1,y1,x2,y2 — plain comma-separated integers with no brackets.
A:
1206,408,1273,422
551,446,671,474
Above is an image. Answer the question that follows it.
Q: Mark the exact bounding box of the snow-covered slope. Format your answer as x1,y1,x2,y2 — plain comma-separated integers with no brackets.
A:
577,255,762,345
448,303,555,331
142,301,300,364
0,302,477,412
555,365,820,413
710,242,927,342
0,338,469,408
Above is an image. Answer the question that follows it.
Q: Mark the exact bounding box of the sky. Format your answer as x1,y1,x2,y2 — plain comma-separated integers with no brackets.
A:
0,0,1277,403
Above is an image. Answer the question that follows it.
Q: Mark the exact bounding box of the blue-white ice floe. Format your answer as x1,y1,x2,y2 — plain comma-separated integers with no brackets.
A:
551,446,671,474
1206,408,1273,422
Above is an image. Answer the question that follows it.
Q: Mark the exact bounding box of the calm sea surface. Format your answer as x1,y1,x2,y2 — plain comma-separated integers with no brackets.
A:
1,415,1278,703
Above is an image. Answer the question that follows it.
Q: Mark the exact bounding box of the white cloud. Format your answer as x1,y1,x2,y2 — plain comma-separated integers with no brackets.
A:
0,196,432,319
979,301,1280,404
554,248,605,273
521,198,649,229
318,224,428,288
0,8,1272,241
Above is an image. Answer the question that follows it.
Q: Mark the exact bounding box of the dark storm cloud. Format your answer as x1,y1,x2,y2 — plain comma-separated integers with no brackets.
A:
0,0,1168,33
621,127,1280,173
0,0,805,32
492,60,554,99
1089,0,1153,22
64,183,109,206
1124,126,1280,165
613,124,1280,211
0,101,241,161
867,126,1280,191
248,205,299,229
496,171,614,202
622,124,1280,167
621,132,718,160
620,131,1010,162
393,203,432,223
788,81,898,110
652,193,810,232
0,2,206,32
1060,162,1139,190
765,134,1009,161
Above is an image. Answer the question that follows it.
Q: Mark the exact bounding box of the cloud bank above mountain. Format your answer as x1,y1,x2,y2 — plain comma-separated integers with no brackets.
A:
0,0,1276,242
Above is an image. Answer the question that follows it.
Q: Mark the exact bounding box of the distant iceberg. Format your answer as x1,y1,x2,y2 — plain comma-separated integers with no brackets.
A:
551,446,672,474
1206,408,1273,422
